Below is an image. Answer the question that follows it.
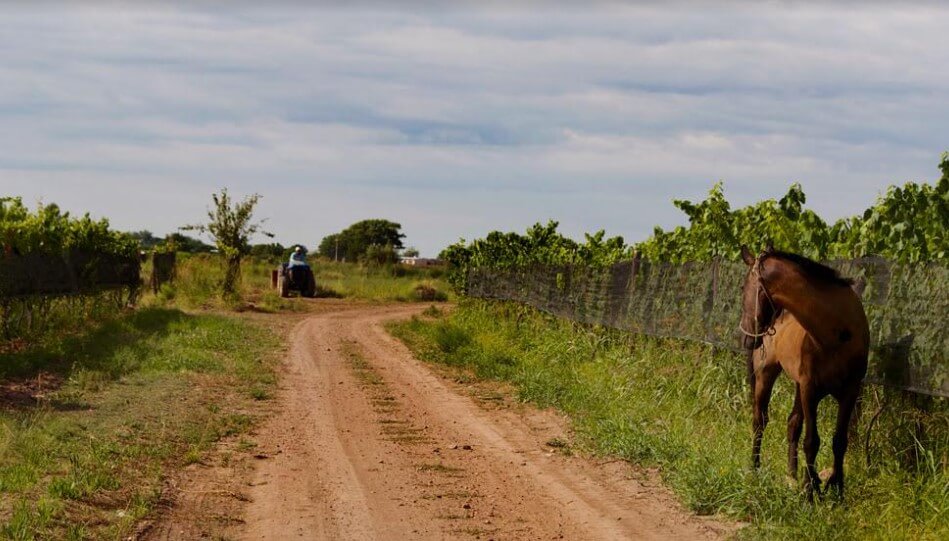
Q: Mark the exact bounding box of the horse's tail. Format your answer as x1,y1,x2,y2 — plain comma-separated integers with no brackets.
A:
746,349,756,404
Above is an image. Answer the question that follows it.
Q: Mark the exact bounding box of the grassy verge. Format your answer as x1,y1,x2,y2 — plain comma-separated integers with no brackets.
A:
389,300,949,541
0,308,279,539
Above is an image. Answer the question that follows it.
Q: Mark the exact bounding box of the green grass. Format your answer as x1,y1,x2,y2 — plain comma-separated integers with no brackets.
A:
0,308,279,539
314,260,451,303
147,253,295,311
0,290,136,349
389,300,949,540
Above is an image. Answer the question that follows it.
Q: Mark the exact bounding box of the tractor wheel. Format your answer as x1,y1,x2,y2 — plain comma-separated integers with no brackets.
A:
303,271,317,298
278,274,290,298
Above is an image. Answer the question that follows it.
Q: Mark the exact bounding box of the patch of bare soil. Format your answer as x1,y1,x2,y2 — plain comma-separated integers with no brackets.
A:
0,371,64,409
143,302,731,540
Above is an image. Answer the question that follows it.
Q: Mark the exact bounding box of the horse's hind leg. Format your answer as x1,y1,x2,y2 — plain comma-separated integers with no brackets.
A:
752,363,781,469
787,384,803,481
826,384,861,500
801,384,822,501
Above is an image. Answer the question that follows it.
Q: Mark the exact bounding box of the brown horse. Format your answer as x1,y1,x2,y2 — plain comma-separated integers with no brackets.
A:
739,245,869,500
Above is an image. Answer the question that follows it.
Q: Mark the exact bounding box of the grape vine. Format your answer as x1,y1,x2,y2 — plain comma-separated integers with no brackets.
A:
443,153,949,289
0,197,137,259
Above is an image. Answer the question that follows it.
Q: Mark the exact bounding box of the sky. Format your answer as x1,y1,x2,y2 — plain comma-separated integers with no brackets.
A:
1,2,948,256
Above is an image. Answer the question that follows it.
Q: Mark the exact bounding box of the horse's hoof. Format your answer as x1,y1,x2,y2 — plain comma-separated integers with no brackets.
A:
804,477,822,503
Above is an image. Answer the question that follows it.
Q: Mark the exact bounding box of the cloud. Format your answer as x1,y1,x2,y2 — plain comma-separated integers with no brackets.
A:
0,3,947,255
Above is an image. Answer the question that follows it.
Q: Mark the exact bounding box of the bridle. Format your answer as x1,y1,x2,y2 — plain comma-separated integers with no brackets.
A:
739,256,779,344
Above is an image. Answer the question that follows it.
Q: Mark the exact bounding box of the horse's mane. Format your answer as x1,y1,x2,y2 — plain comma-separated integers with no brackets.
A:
768,251,854,287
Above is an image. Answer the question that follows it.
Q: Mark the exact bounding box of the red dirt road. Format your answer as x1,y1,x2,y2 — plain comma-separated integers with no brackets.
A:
148,304,727,540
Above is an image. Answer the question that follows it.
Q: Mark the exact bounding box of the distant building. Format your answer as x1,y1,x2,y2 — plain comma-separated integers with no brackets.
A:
399,257,442,267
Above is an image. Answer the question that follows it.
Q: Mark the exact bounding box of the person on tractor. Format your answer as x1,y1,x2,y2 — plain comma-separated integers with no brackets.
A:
282,245,315,296
288,245,309,268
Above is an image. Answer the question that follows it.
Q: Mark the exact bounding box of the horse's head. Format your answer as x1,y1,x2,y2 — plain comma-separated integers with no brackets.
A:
739,244,778,350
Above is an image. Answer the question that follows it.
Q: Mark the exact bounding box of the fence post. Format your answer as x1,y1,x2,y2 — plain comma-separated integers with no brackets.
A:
150,252,177,294
704,257,720,342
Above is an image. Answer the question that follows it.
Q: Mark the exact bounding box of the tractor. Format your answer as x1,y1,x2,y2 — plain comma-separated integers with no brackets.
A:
273,263,316,298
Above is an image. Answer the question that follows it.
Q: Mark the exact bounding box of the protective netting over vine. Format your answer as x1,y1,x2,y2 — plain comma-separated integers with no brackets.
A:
0,250,140,298
0,251,141,341
467,258,948,398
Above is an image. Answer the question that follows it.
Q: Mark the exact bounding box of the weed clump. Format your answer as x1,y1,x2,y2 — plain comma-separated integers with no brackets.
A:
411,284,447,302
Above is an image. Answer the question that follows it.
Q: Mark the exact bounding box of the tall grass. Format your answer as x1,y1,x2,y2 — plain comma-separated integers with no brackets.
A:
145,253,296,311
147,254,451,308
390,300,949,540
0,290,133,349
313,260,451,302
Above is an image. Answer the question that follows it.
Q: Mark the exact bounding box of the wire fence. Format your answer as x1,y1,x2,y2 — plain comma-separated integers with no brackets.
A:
0,250,140,298
0,250,141,340
467,257,948,398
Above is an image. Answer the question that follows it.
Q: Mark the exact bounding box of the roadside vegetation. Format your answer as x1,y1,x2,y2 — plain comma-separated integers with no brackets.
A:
146,253,299,312
312,260,450,303
390,300,948,540
0,308,279,539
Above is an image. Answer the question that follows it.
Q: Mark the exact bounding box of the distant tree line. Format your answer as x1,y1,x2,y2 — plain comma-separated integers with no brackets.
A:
130,231,307,265
318,219,405,264
128,231,216,253
131,216,413,268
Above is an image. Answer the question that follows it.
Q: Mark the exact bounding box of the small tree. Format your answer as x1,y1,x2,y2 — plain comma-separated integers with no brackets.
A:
183,189,272,295
402,246,420,258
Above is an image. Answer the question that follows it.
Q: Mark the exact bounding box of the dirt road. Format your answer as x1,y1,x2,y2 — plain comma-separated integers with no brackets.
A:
149,304,726,540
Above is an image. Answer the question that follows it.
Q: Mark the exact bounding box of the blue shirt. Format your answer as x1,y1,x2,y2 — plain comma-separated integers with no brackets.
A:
288,252,309,268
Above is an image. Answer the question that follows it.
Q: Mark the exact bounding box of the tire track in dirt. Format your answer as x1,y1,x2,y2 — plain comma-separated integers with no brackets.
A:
235,304,726,540
239,305,428,540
